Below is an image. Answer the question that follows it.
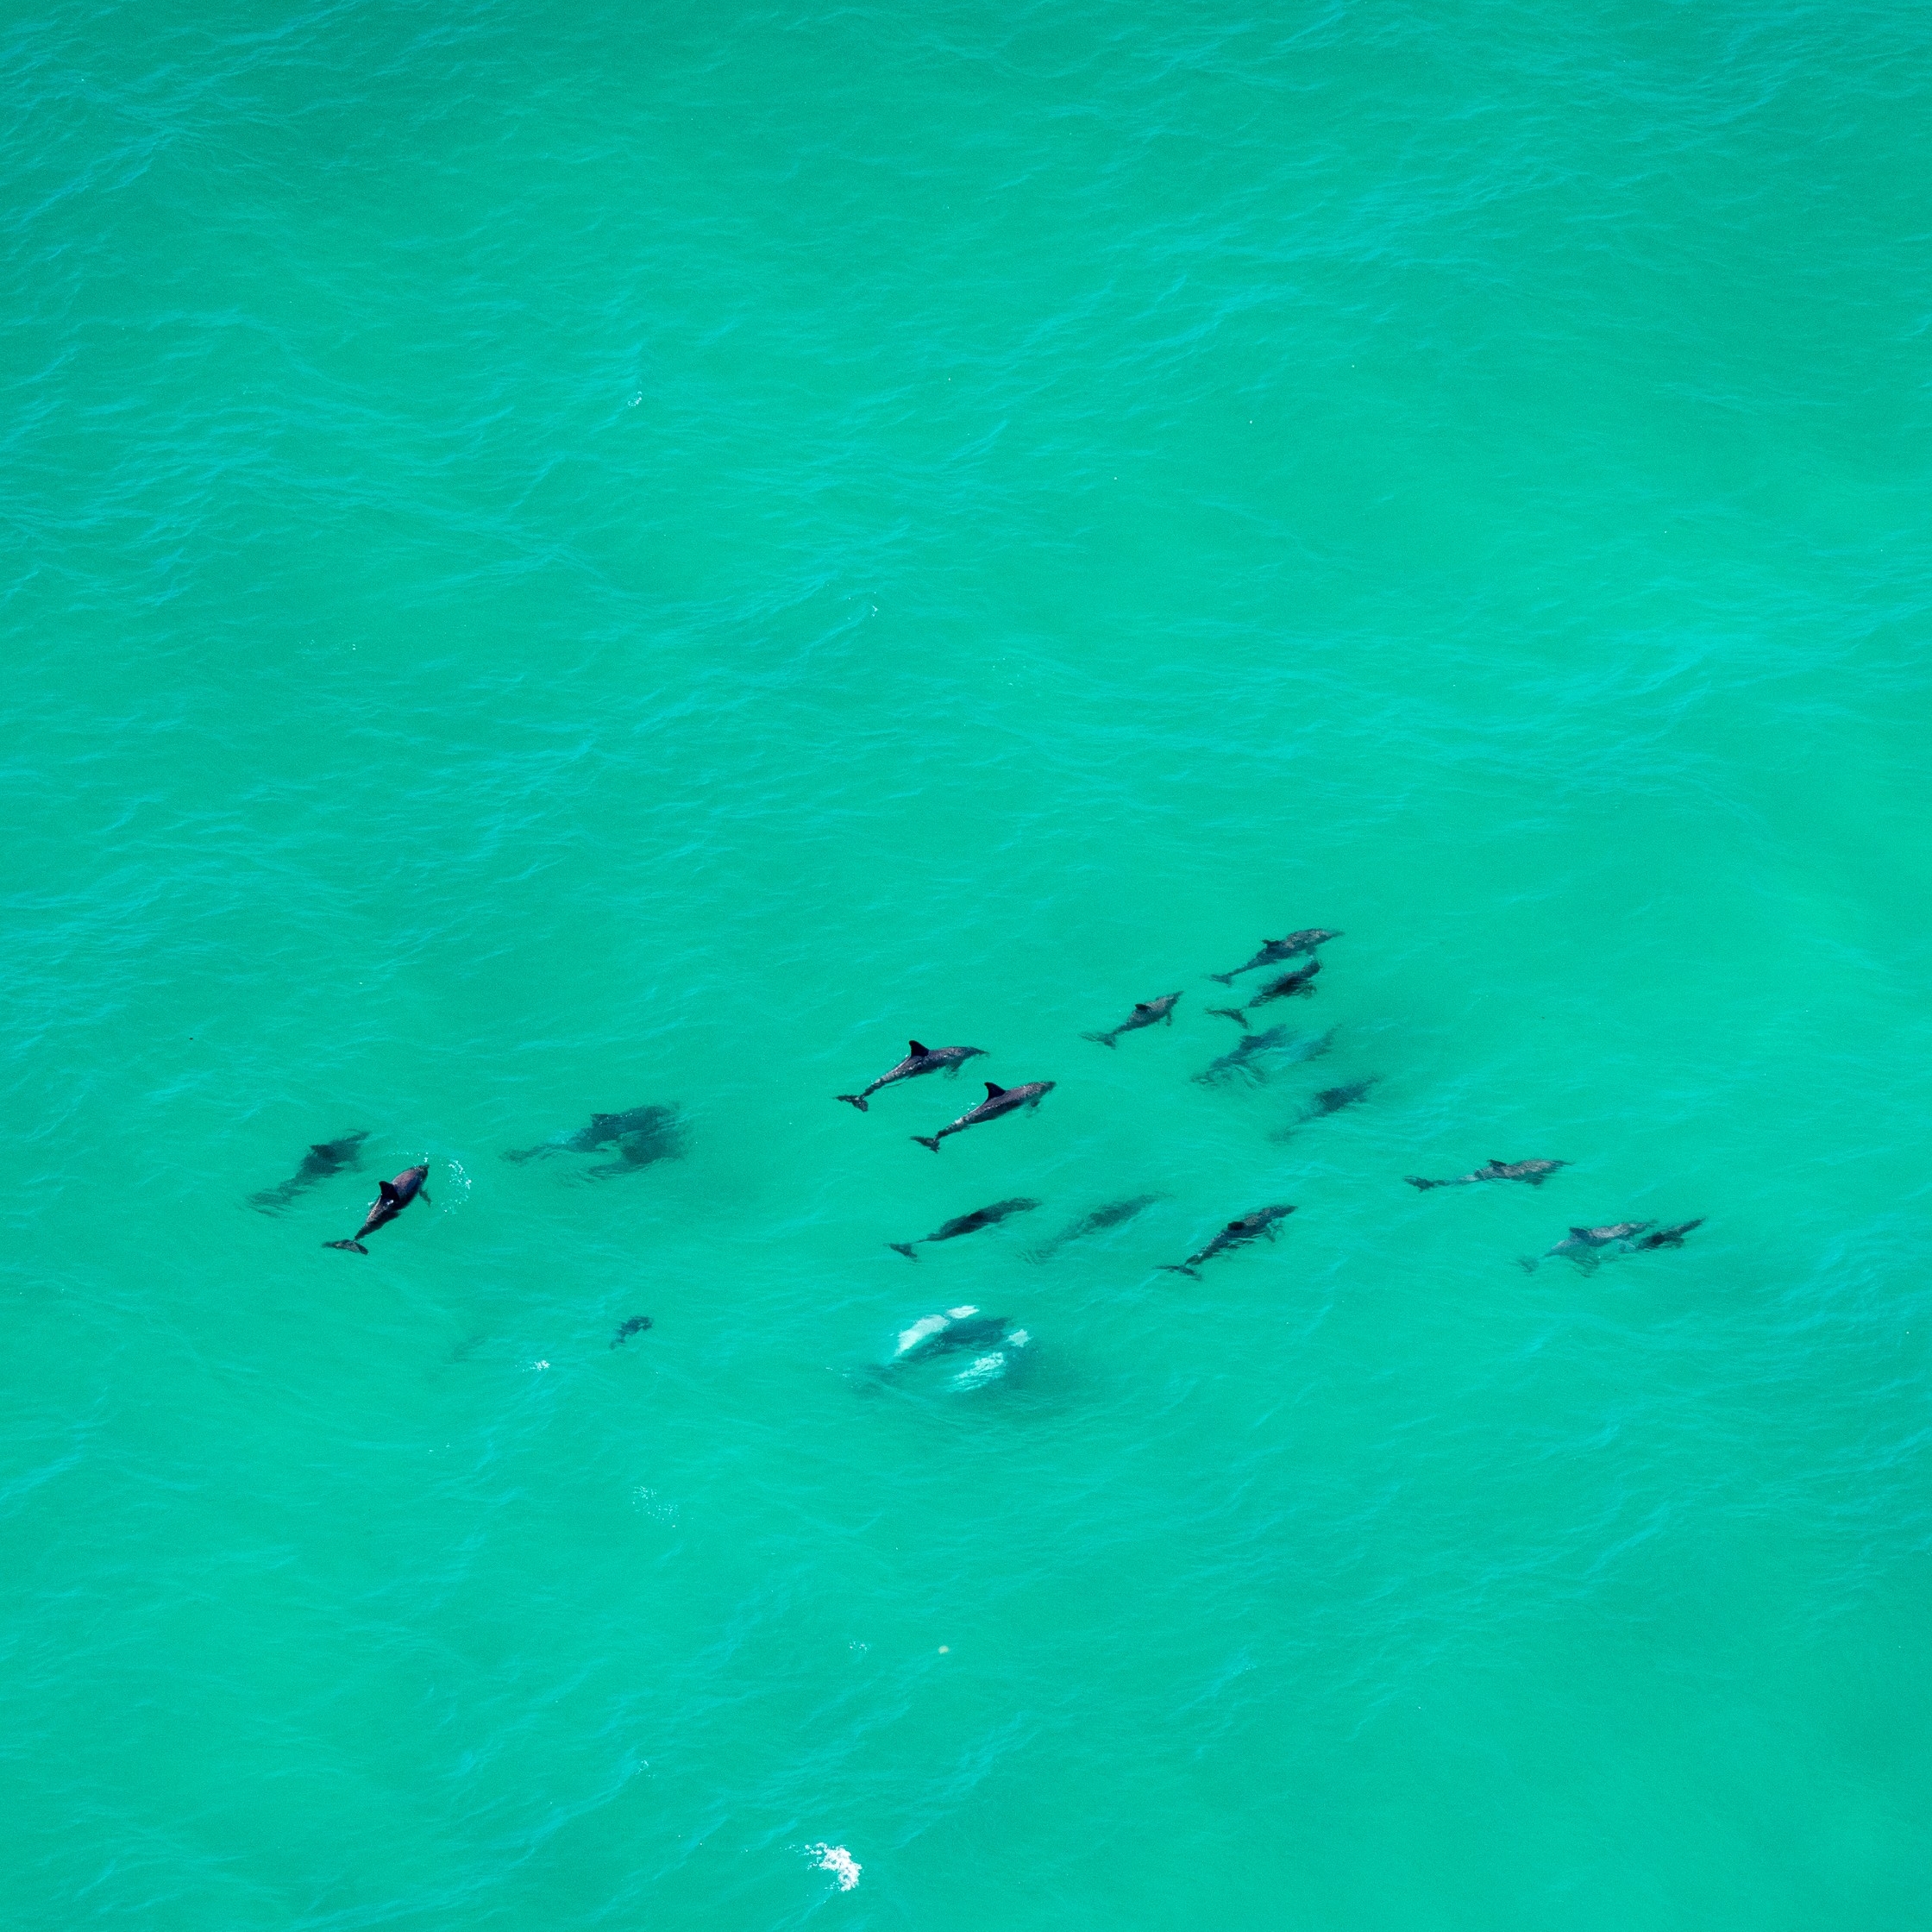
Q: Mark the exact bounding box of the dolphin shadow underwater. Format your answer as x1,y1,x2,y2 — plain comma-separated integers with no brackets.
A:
251,1130,367,1213
505,1104,681,1164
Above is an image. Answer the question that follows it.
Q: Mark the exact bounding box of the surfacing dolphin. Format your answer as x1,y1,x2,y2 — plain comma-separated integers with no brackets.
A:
1207,960,1320,1029
1517,1220,1654,1274
890,1196,1040,1259
1406,1157,1569,1191
1026,1194,1163,1261
1194,1026,1333,1087
251,1130,368,1213
912,1079,1055,1152
1208,930,1342,985
324,1163,430,1254
1626,1218,1705,1251
836,1040,988,1112
504,1104,676,1164
1083,992,1182,1049
1158,1203,1295,1278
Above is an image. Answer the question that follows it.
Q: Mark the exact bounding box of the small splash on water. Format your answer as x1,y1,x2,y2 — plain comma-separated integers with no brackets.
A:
805,1843,861,1891
632,1487,678,1524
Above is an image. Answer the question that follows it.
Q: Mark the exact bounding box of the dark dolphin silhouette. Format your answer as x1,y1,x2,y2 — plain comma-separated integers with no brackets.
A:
1208,960,1320,1029
1026,1194,1163,1261
1159,1204,1295,1278
324,1164,430,1254
611,1316,654,1347
505,1105,676,1164
890,1196,1039,1259
580,1108,688,1180
1626,1218,1704,1251
1406,1157,1569,1191
912,1080,1055,1152
1270,1076,1381,1140
251,1130,368,1213
1208,930,1342,985
1084,993,1182,1049
836,1041,988,1112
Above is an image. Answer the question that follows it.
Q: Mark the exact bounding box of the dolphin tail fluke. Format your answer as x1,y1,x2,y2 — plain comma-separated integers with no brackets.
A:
1208,972,1235,985
1207,1007,1249,1030
1157,1264,1200,1279
324,1239,368,1254
1515,1256,1540,1273
835,1095,869,1112
1404,1176,1440,1190
1082,1032,1117,1048
501,1148,533,1164
912,1135,941,1152
888,1243,919,1259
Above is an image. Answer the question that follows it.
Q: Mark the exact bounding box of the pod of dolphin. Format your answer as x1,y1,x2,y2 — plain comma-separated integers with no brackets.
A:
252,924,1704,1363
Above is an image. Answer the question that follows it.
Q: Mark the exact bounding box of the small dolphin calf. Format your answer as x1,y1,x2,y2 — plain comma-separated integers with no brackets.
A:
1208,960,1320,1029
1084,993,1182,1049
912,1079,1055,1152
891,1196,1039,1259
251,1130,368,1213
610,1316,653,1347
1027,1194,1164,1261
836,1040,988,1112
1518,1220,1654,1274
1626,1218,1704,1251
505,1105,676,1164
1208,930,1342,985
1159,1203,1295,1278
1406,1157,1569,1191
324,1163,430,1254
1194,1025,1333,1087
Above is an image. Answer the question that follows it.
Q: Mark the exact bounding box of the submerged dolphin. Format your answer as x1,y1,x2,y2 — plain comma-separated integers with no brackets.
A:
1517,1220,1654,1274
879,1304,1032,1390
1193,1026,1333,1087
1207,960,1320,1029
1083,992,1182,1049
1159,1203,1295,1279
324,1163,430,1254
1406,1157,1569,1191
1026,1194,1164,1261
610,1316,653,1348
836,1040,988,1112
1208,930,1342,985
580,1108,688,1180
890,1196,1039,1259
251,1130,368,1213
912,1079,1055,1152
1626,1218,1705,1251
504,1104,676,1164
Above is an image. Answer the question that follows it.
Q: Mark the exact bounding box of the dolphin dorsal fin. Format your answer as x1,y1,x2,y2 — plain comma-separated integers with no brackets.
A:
985,1082,1006,1097
1134,1002,1151,1012
310,1143,334,1156
1569,1226,1590,1238
592,1113,618,1126
379,1181,400,1202
908,1040,927,1056
1489,1157,1509,1167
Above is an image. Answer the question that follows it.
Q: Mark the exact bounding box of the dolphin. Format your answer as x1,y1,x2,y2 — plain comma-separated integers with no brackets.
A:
890,1196,1039,1259
250,1130,368,1213
324,1163,430,1253
836,1040,988,1112
1026,1194,1164,1261
1406,1157,1569,1191
1625,1218,1704,1251
1208,930,1342,985
580,1108,688,1180
1270,1076,1380,1139
1158,1203,1295,1278
610,1316,654,1347
505,1104,677,1164
1517,1220,1654,1274
887,1304,1015,1365
912,1079,1055,1151
1083,992,1182,1049
1207,960,1320,1029
1193,1026,1333,1087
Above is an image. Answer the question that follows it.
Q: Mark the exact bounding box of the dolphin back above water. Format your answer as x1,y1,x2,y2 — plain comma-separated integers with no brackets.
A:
1159,1203,1295,1278
1084,992,1182,1049
1208,960,1320,1028
1407,1157,1569,1191
1208,929,1342,985
324,1163,430,1254
891,1196,1040,1259
837,1040,988,1111
912,1080,1055,1151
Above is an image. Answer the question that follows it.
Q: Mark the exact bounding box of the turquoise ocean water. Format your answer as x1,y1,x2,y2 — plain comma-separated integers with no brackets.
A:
5,3,1929,1924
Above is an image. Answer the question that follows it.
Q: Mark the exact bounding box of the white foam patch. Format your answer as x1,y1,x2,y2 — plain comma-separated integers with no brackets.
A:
806,1843,861,1891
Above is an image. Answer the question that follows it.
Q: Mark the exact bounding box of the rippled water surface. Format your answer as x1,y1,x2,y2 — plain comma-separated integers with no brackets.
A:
5,3,1929,1926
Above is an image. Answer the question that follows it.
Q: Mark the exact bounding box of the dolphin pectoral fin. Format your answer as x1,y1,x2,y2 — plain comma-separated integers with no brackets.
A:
418,1189,430,1204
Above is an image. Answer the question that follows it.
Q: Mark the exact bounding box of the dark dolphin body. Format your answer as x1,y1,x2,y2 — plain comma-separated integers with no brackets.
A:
1406,1157,1569,1191
1159,1203,1295,1279
610,1316,654,1347
1208,930,1342,985
324,1163,430,1254
1628,1218,1705,1251
505,1105,676,1164
1208,960,1320,1029
836,1040,988,1112
1026,1194,1163,1261
1193,1026,1333,1087
580,1107,688,1180
1518,1220,1654,1274
251,1130,368,1214
890,1196,1039,1259
1084,993,1182,1049
1270,1076,1381,1141
912,1080,1055,1152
